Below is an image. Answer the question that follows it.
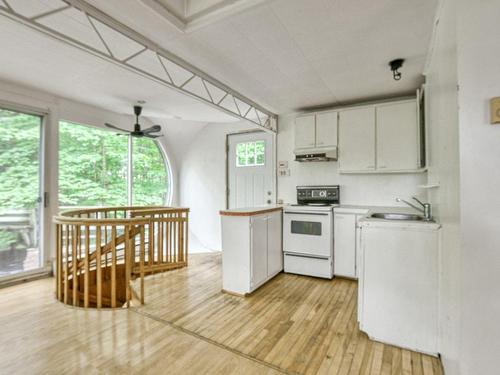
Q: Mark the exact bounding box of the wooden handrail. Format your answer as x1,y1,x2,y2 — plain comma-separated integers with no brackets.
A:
54,206,189,308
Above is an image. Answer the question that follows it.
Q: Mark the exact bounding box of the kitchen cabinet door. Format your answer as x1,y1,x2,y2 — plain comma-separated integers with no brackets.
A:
250,215,268,288
267,211,283,277
376,101,419,171
316,111,337,148
338,107,375,172
295,115,315,149
334,213,357,278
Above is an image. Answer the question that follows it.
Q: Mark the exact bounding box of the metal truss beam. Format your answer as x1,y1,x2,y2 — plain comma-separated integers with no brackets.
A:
0,0,277,131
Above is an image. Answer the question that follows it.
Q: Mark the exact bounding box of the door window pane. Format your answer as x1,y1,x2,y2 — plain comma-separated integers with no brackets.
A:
291,220,322,236
132,137,169,205
236,140,265,167
0,109,42,276
59,121,128,207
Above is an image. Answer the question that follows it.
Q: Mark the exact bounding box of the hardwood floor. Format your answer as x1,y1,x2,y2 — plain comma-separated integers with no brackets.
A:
0,253,443,374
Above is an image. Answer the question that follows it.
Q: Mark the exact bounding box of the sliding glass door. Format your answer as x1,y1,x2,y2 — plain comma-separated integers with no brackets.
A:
0,108,43,277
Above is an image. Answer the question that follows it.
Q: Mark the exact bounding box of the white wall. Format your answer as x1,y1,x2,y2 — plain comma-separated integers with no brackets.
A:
456,1,500,373
179,121,255,250
277,114,427,205
423,0,461,373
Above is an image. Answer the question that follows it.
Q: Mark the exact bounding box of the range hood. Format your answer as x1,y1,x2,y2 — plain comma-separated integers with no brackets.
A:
294,146,338,162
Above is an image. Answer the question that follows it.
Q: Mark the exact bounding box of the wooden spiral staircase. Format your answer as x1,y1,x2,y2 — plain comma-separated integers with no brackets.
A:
54,206,189,308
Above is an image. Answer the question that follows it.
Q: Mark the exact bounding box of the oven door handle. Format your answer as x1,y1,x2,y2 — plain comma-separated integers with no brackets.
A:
284,211,330,216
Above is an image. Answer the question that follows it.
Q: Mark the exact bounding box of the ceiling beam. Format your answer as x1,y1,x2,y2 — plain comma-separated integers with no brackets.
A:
0,0,277,131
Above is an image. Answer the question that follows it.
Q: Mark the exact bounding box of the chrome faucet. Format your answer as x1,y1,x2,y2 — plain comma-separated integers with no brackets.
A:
396,197,433,221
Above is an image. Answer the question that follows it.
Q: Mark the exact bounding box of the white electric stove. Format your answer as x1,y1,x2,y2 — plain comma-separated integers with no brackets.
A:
283,185,340,279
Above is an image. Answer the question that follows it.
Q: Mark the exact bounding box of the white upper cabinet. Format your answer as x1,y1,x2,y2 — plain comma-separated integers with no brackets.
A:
316,111,338,148
376,101,419,171
338,107,376,172
338,98,422,173
295,111,337,150
295,115,316,149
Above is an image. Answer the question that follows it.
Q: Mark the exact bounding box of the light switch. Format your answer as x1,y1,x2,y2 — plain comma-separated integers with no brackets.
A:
490,97,500,124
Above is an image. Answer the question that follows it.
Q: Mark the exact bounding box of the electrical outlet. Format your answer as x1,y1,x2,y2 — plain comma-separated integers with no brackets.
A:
491,97,500,124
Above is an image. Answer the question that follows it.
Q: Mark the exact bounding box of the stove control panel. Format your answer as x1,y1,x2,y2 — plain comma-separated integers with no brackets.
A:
296,185,340,205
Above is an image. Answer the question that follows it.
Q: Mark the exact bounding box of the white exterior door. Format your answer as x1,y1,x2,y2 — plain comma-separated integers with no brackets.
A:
228,131,274,209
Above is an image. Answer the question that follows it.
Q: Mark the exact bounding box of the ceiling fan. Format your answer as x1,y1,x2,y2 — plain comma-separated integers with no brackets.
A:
105,105,162,138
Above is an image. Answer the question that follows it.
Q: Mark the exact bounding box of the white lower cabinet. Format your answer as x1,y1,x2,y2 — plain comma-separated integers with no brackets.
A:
334,213,357,278
222,210,283,295
334,210,367,278
358,221,440,355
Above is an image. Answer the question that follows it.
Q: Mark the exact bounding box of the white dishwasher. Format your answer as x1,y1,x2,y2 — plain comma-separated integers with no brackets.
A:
358,218,441,355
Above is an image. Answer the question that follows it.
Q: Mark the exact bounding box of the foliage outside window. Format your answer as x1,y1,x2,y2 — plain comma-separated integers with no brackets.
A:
59,121,170,207
236,140,265,167
0,109,41,252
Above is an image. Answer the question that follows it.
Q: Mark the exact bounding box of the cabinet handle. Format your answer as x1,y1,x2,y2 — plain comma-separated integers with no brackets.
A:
379,165,387,169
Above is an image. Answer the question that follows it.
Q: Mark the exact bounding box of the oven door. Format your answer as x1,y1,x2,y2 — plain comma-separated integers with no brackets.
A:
283,210,333,258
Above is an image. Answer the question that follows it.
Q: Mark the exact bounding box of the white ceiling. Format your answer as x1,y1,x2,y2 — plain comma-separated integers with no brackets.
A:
85,0,438,114
0,0,438,119
0,13,236,122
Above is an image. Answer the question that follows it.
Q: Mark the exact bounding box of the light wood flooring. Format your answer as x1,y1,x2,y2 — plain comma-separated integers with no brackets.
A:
0,253,443,374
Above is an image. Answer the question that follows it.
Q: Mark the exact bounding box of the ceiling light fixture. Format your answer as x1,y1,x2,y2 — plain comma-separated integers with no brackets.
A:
389,59,405,81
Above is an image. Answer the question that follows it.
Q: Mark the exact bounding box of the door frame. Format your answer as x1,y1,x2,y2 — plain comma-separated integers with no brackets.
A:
225,129,277,209
0,100,51,285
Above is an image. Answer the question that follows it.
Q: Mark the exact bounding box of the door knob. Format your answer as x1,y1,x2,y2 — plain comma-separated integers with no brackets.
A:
267,191,272,196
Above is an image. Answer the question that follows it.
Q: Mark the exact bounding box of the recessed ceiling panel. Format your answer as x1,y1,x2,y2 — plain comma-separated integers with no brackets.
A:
91,17,145,61
6,0,67,18
127,49,172,83
37,7,109,54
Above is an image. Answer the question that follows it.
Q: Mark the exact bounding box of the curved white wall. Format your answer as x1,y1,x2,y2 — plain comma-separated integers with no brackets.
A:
179,121,252,251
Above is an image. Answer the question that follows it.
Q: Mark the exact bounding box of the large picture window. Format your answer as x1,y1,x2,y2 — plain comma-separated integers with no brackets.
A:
59,121,171,207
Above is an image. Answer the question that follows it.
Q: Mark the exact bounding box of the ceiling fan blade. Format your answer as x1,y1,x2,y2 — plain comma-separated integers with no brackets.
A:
144,133,162,139
142,125,161,133
105,123,129,133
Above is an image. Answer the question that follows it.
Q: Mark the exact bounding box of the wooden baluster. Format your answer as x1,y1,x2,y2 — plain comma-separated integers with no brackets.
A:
84,225,90,308
64,225,69,305
140,224,145,304
149,219,154,268
185,212,189,266
158,216,163,266
125,224,131,307
72,225,78,306
179,213,184,263
56,224,61,301
111,226,117,308
96,225,102,309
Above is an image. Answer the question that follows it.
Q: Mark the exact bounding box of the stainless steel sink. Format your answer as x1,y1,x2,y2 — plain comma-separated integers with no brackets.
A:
370,213,426,221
